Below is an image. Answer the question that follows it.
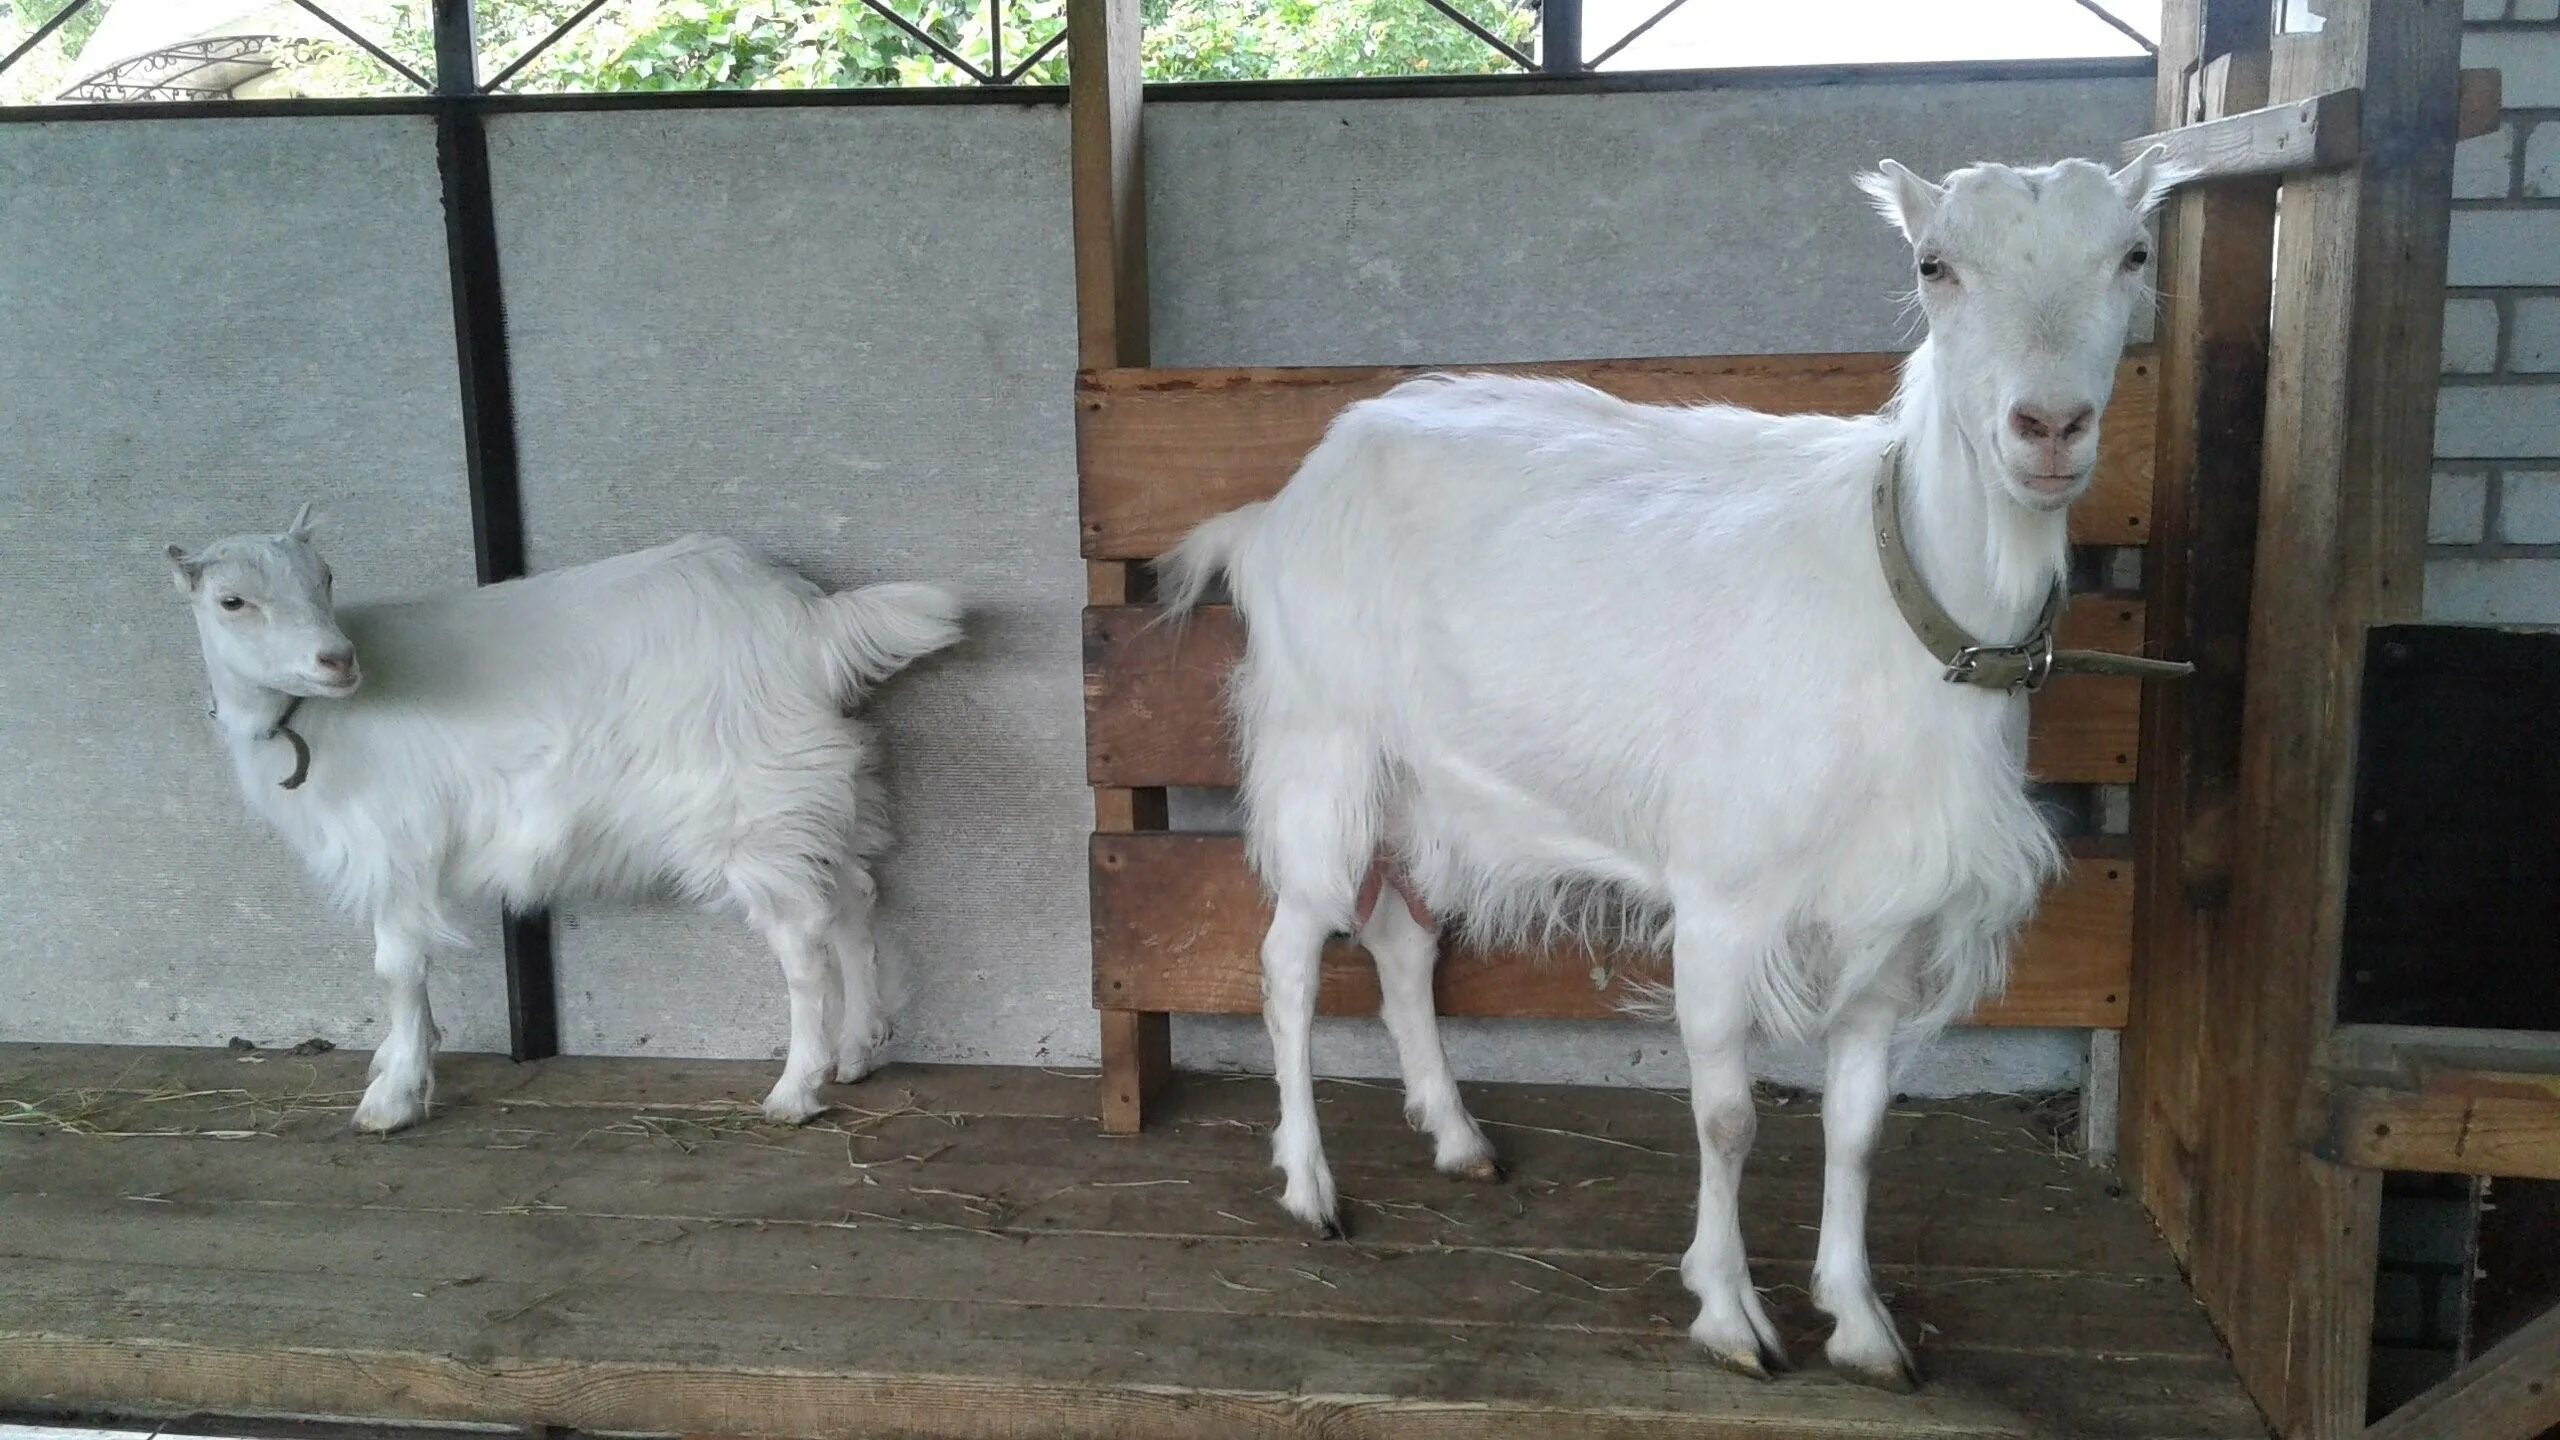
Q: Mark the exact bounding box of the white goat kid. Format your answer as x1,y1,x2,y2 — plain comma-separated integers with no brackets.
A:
165,513,962,1133
1160,150,2180,1390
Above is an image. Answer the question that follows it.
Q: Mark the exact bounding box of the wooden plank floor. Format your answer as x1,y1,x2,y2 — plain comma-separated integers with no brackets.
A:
0,1045,2265,1440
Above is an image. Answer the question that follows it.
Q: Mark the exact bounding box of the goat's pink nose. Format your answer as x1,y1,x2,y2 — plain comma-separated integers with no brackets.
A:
2008,403,2096,443
315,649,356,677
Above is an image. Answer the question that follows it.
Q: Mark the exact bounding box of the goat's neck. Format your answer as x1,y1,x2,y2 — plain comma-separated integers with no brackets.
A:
1889,342,2070,645
205,664,300,748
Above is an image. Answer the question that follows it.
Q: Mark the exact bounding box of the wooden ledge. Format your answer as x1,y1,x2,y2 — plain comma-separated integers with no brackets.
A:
2303,1024,2560,1180
2129,67,2501,186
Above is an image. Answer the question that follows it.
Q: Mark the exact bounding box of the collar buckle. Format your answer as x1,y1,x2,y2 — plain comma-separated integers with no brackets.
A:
1941,621,2057,693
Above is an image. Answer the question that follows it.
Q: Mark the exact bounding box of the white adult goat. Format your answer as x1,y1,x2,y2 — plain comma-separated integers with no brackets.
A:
1159,150,2182,1390
165,516,961,1133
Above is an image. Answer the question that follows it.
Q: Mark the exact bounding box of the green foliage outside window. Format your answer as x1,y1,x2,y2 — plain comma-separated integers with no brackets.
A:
3,0,1538,101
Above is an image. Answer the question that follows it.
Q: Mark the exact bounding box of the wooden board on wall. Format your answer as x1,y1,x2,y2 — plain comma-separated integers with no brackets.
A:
1086,600,2149,789
2125,35,2278,1272
1078,352,2158,559
1092,832,2136,1029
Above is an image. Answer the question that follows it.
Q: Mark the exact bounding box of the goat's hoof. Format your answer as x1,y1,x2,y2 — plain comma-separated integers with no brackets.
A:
1833,1357,1920,1393
831,1054,884,1085
1701,1347,1777,1382
760,1091,829,1125
1315,1213,1350,1241
1444,1154,1506,1183
1825,1326,1919,1393
1691,1309,1791,1379
351,1093,426,1134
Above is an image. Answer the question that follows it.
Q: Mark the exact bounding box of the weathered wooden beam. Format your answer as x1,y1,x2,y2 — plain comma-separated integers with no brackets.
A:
1078,353,2159,558
2365,1297,2560,1440
1068,0,1146,371
2305,1026,2560,1180
1091,833,2138,1029
2124,86,2361,182
1084,599,2152,789
2124,31,2275,1280
1070,0,1171,1137
2204,4,2465,1431
2134,68,2495,188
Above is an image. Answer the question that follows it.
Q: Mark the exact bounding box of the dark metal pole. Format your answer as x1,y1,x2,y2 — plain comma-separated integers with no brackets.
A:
431,0,558,1063
1541,0,1582,73
430,0,476,93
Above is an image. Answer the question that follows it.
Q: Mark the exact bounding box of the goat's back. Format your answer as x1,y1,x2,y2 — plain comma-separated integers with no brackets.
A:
267,535,917,920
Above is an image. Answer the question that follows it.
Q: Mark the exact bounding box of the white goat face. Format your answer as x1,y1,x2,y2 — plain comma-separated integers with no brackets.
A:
166,504,361,699
1861,146,2180,512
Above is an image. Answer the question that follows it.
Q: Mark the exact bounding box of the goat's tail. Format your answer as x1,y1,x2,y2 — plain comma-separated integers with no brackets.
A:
1156,501,1268,620
817,582,964,694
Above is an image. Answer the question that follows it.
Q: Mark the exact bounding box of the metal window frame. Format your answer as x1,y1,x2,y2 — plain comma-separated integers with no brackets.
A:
1,0,2159,102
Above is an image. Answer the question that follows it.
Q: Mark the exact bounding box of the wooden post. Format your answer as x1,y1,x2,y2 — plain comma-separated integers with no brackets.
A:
2193,2,2461,1433
1071,0,1170,1135
2123,0,2274,1273
1069,0,1146,373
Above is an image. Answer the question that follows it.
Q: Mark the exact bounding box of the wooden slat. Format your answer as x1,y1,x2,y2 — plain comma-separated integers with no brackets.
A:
1078,353,2158,559
2305,1026,2560,1180
1091,833,2134,1029
2123,36,2276,1276
1085,600,2146,789
2365,1298,2560,1440
2125,86,2361,182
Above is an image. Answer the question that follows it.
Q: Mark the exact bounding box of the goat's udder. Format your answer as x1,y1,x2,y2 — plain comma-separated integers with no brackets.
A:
1354,854,1435,932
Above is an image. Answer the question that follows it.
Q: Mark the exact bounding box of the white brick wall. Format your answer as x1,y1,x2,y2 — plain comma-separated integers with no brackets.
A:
2431,6,2560,624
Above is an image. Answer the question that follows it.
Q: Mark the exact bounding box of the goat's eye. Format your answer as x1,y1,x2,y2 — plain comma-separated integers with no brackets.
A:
2123,246,2150,271
218,595,247,612
1917,257,1949,283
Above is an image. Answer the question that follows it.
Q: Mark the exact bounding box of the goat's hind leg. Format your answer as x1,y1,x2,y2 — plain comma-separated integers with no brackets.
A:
354,910,442,1134
830,866,891,1084
1261,894,1341,1236
1245,722,1379,1239
747,884,843,1125
1360,880,1498,1181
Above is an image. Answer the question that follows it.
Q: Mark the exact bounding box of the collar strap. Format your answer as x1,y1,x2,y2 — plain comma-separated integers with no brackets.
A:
1872,442,2195,693
267,696,312,790
213,695,312,790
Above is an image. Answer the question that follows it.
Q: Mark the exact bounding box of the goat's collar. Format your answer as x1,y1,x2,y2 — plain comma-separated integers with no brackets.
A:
212,694,313,791
1872,442,2194,693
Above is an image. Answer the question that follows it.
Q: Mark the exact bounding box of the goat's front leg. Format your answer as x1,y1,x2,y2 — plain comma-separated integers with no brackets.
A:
1816,985,1919,1390
1672,902,1788,1377
354,913,441,1133
1262,898,1342,1236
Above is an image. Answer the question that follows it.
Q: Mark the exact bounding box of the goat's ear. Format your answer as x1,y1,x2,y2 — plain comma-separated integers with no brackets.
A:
166,545,203,595
1857,159,1943,244
2111,143,2188,216
284,502,316,541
